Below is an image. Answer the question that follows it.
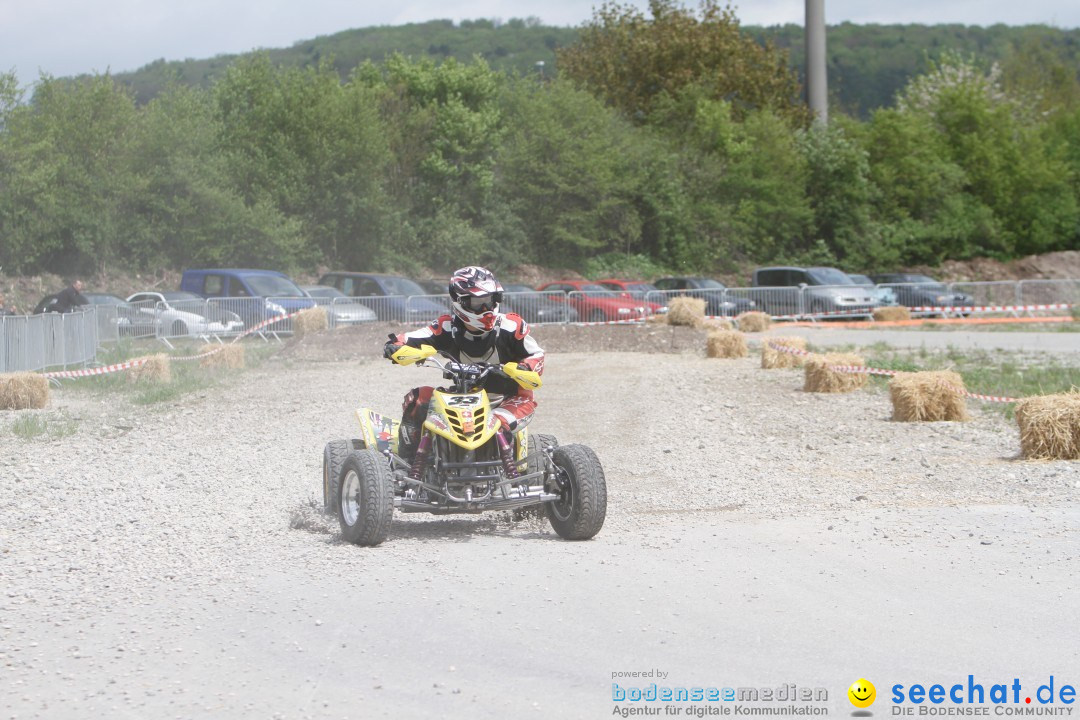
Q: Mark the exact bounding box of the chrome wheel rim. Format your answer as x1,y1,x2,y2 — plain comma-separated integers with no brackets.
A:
341,470,361,526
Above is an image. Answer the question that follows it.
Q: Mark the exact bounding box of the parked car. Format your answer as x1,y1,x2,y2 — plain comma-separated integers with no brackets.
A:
82,292,157,337
595,279,668,314
869,273,975,310
317,272,447,321
535,281,649,322
651,277,755,317
180,269,315,327
126,291,245,337
415,279,447,296
300,286,378,325
751,266,880,316
847,273,898,306
502,284,579,324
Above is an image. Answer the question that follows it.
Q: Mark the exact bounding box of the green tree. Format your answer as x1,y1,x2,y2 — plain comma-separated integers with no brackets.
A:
558,0,809,126
495,78,648,266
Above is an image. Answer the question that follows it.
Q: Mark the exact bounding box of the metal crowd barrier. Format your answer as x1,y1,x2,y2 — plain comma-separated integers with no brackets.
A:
565,290,650,323
0,308,98,373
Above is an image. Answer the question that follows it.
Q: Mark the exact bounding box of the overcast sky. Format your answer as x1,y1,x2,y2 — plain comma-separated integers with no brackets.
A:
4,1,1079,88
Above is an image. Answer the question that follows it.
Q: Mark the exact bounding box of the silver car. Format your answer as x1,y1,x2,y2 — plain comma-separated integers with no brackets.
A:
126,291,245,337
301,286,378,325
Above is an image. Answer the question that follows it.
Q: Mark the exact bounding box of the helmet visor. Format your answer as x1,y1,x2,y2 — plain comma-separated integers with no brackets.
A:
461,293,497,314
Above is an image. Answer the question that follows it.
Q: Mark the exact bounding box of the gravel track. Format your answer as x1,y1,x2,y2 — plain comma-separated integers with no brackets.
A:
1,333,1078,719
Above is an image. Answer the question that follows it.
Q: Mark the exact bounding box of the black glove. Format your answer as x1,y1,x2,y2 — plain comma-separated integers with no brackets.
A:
517,363,532,372
384,340,401,361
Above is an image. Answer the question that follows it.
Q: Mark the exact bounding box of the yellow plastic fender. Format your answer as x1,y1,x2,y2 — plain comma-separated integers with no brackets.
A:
391,343,437,366
503,362,542,390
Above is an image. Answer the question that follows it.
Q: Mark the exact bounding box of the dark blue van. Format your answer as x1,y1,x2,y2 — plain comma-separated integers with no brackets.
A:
180,269,315,327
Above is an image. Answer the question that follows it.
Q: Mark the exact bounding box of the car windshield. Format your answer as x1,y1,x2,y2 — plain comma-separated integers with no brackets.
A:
162,291,202,302
848,274,873,285
303,286,344,299
627,283,657,293
697,279,726,289
905,274,942,285
581,284,617,297
381,277,425,296
808,268,855,285
244,275,304,297
86,294,125,305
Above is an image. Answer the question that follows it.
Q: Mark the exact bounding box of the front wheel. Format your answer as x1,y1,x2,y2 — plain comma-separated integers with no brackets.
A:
546,444,607,540
338,449,394,546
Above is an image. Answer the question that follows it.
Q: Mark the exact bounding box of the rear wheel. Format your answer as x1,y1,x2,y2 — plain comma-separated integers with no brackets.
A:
322,440,351,514
546,445,607,540
171,319,188,336
338,450,394,546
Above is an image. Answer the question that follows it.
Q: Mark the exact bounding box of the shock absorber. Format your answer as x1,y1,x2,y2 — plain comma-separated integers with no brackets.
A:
495,430,519,479
409,434,432,481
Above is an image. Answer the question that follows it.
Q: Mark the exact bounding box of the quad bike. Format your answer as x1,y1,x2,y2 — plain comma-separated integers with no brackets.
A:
321,343,607,546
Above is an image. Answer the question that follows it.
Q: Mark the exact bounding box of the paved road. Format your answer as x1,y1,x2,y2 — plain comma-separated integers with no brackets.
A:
767,327,1080,353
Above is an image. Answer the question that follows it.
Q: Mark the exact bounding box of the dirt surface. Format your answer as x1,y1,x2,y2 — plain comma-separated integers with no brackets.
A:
1,334,1078,719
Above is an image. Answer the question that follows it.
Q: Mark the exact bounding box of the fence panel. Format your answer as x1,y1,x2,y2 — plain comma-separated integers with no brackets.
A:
501,291,575,324
404,294,452,325
949,281,1021,307
0,310,98,372
566,291,648,323
323,296,377,328
725,287,801,319
800,284,879,319
1018,279,1080,307
875,283,960,315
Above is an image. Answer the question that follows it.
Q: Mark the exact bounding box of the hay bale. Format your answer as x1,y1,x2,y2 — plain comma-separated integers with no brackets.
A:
1015,391,1080,460
761,336,809,369
200,343,245,369
705,330,748,359
803,352,868,393
645,312,669,325
292,306,329,338
873,306,912,322
888,371,970,422
666,297,706,328
128,354,171,384
736,311,772,333
0,373,49,410
704,318,734,331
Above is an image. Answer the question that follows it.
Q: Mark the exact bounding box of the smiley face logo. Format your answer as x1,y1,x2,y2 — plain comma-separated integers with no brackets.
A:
848,679,876,708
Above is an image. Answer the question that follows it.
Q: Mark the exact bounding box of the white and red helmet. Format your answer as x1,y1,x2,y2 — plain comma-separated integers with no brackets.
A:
449,266,503,332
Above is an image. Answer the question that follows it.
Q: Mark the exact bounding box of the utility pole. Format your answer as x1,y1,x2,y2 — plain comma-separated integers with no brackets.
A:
806,0,828,124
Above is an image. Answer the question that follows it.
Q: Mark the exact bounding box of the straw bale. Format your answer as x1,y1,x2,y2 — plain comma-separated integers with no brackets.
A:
128,354,171,384
704,318,734,331
666,297,706,328
761,336,809,369
736,311,772,333
888,371,970,422
200,343,246,369
1015,391,1080,460
292,306,329,338
0,372,49,410
873,306,912,322
705,330,748,359
803,352,868,393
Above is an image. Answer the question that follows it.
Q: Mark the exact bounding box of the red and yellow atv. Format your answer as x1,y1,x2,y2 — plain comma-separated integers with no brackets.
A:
321,344,607,546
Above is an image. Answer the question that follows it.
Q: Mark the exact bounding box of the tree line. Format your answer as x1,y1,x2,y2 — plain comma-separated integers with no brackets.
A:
1,0,1079,280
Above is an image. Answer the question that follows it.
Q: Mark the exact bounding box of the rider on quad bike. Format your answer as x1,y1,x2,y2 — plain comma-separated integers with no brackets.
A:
383,266,545,460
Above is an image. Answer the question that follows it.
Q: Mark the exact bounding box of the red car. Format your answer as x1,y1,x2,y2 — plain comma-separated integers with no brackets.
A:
536,280,651,322
596,279,668,314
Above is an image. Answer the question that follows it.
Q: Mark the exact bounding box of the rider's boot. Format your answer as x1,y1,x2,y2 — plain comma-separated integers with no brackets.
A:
398,420,420,461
